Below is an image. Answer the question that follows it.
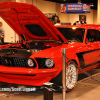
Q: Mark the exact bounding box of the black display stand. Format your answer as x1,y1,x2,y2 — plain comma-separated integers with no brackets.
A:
44,82,54,100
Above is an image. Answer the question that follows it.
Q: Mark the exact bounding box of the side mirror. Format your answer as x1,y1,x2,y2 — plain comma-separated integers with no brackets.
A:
86,38,94,44
88,38,94,42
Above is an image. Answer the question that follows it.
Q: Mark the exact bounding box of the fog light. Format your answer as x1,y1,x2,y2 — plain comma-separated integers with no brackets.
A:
45,59,54,68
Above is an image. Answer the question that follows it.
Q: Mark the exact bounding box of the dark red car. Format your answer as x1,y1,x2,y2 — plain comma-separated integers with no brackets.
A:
0,1,99,92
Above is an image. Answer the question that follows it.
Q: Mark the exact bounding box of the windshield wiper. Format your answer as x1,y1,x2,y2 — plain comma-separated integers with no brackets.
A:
68,38,82,43
27,40,68,44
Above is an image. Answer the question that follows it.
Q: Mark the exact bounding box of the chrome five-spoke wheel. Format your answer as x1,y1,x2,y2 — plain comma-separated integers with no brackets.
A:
66,63,78,91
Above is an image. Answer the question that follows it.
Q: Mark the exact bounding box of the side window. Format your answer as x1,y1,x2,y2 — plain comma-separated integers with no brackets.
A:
86,29,97,42
96,31,100,41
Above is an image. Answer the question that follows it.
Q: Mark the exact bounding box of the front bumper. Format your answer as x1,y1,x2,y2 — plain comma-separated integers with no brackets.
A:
0,65,57,86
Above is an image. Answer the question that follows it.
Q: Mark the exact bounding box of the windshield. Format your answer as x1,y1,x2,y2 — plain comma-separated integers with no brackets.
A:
57,27,85,43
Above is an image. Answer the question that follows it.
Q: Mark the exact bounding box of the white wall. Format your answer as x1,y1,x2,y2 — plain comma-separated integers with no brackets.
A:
0,0,11,2
93,10,97,24
97,0,100,24
69,9,93,25
0,17,15,43
37,0,56,12
26,0,56,12
0,0,16,43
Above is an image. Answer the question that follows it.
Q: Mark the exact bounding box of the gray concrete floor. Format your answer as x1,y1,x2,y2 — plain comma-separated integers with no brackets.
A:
0,68,100,100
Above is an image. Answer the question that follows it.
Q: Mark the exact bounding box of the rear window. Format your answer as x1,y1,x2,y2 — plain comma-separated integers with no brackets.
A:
25,24,47,36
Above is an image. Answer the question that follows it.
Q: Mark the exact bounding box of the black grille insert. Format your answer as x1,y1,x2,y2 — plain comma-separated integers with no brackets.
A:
0,56,35,68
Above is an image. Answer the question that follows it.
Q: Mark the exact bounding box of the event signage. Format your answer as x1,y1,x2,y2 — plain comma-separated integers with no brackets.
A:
61,3,90,13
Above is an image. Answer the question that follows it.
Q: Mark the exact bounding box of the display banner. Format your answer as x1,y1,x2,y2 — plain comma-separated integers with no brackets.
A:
61,3,90,13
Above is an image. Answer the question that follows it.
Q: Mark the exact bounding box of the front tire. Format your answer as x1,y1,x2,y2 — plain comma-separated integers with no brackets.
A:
66,63,78,92
51,62,78,92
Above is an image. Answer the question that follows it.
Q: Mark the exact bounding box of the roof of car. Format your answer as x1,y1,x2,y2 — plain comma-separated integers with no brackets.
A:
55,24,100,30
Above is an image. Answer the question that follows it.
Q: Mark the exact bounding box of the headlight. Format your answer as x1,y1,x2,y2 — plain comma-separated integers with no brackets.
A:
45,59,54,68
27,59,34,67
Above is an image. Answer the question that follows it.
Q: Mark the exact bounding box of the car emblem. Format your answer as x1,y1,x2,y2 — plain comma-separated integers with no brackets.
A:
5,59,8,64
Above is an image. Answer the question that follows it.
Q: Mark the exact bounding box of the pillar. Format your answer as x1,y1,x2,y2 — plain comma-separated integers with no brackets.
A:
16,0,26,3
97,0,100,24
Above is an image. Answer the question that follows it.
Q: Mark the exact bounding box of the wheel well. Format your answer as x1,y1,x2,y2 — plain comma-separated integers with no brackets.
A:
50,59,78,92
50,59,78,86
71,59,78,65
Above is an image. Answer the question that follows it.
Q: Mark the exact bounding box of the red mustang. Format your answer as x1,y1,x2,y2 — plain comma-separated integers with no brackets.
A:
0,1,99,92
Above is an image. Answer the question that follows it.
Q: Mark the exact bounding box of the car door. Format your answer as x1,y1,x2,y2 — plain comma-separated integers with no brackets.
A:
83,29,100,68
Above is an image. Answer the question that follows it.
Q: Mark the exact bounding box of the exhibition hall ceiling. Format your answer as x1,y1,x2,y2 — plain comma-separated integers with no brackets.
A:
45,0,97,10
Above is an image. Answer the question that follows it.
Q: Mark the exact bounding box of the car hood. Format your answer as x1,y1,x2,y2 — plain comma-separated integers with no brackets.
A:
0,1,67,42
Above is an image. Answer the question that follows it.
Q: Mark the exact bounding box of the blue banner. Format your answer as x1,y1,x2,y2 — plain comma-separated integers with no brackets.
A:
61,3,90,13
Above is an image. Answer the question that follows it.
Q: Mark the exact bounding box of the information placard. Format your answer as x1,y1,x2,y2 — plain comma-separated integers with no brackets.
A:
61,3,90,13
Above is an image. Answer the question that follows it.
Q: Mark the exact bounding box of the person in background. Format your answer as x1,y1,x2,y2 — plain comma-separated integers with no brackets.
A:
84,21,87,24
73,21,80,25
0,22,4,44
52,14,59,24
73,21,87,25
80,21,84,24
80,21,87,24
54,20,61,26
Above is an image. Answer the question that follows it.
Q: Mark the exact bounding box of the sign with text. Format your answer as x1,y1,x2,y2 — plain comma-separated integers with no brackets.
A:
61,3,90,13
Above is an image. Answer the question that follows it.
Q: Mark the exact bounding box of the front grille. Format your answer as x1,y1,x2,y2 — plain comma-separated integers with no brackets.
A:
0,56,27,67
